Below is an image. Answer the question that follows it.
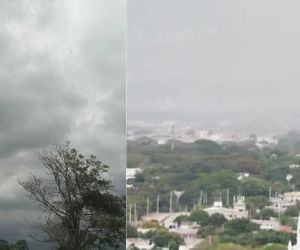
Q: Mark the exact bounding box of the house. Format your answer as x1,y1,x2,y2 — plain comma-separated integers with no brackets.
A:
266,195,295,213
251,217,280,231
251,217,292,232
237,172,250,180
284,192,300,203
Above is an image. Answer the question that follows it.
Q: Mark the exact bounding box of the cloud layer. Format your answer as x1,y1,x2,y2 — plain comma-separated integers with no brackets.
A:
0,0,125,248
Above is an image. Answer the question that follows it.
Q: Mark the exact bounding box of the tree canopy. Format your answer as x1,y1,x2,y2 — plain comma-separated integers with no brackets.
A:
19,142,125,250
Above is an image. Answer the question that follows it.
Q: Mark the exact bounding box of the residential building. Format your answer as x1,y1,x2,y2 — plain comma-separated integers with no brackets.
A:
284,192,300,203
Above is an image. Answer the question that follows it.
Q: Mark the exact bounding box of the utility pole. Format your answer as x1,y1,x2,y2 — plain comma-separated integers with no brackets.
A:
170,191,173,214
199,190,203,206
269,186,272,201
129,204,132,223
171,125,175,151
134,203,137,225
146,198,149,217
204,193,207,205
157,194,160,216
226,188,229,207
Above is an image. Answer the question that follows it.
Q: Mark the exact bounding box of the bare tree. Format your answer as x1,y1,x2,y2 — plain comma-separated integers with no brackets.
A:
19,142,125,250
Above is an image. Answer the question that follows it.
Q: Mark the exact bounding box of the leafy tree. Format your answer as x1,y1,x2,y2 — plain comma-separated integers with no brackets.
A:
197,225,215,238
189,209,209,226
11,240,29,250
260,208,278,220
245,196,270,211
0,240,10,250
220,233,251,246
209,213,227,226
147,229,183,249
195,140,224,155
169,240,179,250
280,215,296,228
220,231,291,247
240,177,269,196
224,218,258,236
254,231,291,246
285,205,299,217
18,142,125,250
236,160,260,175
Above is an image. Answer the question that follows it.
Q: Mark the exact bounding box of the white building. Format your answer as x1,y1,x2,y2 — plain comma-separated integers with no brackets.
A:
237,173,250,180
266,195,295,213
251,217,292,232
284,192,300,203
126,168,142,180
251,217,280,231
255,136,278,149
204,196,248,220
288,213,300,250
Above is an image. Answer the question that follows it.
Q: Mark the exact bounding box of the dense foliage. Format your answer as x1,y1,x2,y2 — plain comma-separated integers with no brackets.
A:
128,135,300,248
189,209,210,226
0,239,28,250
145,229,184,250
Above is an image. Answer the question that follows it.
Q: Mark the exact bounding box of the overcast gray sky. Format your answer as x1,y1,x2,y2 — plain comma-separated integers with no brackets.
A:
0,0,125,248
128,0,300,135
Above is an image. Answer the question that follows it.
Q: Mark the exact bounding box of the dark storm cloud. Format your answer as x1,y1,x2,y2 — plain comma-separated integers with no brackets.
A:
0,0,125,248
128,0,300,134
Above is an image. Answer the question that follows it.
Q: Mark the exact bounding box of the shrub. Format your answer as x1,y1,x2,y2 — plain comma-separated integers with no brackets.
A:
142,220,160,229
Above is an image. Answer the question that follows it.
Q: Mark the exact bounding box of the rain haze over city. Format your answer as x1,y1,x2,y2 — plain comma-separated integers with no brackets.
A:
128,0,300,137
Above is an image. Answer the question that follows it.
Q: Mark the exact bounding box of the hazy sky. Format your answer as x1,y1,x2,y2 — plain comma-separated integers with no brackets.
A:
0,0,125,248
128,0,300,134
